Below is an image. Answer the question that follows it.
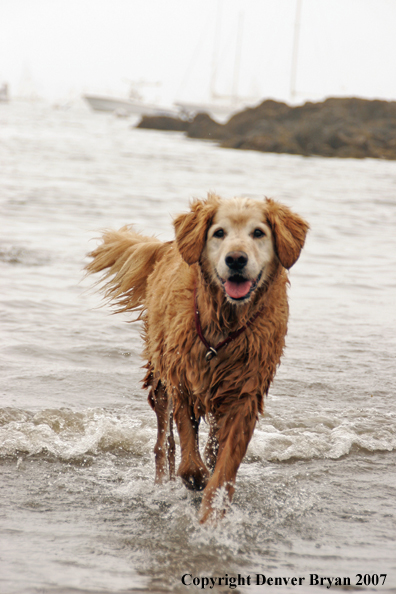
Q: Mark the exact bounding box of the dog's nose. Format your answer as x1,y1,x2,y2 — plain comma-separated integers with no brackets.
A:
225,251,248,271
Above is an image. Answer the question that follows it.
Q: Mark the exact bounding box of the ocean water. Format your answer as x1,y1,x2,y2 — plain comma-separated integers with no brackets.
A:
1,101,396,594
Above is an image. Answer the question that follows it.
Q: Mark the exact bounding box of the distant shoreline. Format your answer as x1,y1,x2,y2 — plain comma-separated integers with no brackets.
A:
136,97,396,160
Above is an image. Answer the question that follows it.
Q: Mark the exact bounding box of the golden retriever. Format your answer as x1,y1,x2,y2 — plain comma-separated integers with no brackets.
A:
86,193,309,523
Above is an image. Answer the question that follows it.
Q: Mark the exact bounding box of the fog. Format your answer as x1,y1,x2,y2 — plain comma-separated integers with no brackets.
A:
1,0,396,106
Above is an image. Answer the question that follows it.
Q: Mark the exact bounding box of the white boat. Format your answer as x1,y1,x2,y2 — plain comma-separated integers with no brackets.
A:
83,93,178,117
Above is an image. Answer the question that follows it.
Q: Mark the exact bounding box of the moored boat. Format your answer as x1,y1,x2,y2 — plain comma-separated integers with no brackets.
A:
83,93,178,117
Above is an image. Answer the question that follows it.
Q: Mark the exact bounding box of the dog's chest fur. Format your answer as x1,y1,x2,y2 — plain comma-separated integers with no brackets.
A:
144,246,289,418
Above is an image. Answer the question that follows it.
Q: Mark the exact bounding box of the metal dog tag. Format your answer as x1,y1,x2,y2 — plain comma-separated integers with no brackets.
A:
205,347,218,361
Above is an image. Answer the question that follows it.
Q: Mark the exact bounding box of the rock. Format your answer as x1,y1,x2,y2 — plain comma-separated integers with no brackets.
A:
136,115,189,131
217,97,396,159
186,113,230,140
224,99,293,137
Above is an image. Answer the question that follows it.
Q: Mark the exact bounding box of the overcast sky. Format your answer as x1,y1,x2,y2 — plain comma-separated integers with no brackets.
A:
1,0,396,106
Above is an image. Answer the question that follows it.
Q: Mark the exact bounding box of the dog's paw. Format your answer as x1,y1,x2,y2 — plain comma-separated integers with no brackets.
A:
178,464,210,491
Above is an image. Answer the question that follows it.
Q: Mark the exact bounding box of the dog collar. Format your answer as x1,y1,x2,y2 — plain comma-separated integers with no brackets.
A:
194,286,262,361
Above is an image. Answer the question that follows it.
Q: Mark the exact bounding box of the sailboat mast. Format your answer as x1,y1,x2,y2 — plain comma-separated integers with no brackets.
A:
210,0,223,100
290,0,302,101
232,12,244,105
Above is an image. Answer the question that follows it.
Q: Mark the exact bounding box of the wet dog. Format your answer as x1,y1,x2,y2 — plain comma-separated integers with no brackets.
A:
86,194,309,523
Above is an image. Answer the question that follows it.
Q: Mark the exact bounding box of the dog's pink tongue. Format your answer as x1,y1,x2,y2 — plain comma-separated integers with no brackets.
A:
224,279,252,299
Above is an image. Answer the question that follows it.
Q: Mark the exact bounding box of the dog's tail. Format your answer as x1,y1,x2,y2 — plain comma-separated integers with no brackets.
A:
85,226,171,315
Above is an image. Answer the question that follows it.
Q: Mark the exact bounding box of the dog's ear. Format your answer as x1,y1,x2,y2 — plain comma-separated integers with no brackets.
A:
174,194,220,265
265,198,309,269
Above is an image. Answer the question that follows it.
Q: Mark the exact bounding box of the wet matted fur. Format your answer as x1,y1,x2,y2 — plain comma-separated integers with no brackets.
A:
86,194,309,523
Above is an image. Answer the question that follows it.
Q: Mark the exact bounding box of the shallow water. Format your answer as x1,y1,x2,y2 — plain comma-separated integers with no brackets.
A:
1,101,396,593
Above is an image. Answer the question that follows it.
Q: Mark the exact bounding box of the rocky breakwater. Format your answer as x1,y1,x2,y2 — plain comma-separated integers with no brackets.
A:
136,97,396,159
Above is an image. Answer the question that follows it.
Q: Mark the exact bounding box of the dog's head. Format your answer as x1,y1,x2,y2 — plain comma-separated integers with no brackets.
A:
174,194,309,304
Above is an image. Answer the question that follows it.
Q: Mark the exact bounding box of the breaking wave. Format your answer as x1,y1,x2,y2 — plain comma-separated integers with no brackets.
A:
1,405,395,462
0,407,154,460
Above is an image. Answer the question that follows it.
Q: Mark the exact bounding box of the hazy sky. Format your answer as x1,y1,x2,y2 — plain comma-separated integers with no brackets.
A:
1,0,396,105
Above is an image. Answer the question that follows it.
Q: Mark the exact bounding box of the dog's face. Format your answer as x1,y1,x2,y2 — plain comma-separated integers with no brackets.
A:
174,194,309,304
203,199,275,303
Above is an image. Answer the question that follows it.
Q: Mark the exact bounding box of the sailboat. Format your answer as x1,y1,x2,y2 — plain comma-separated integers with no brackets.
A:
175,3,257,120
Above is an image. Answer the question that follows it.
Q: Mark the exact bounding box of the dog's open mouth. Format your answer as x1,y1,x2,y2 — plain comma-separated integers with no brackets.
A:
223,273,260,301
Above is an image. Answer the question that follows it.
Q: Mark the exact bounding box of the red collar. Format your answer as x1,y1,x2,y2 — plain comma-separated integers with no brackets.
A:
194,286,262,361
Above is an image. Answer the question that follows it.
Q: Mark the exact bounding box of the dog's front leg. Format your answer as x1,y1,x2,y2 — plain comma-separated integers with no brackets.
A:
174,401,210,491
204,414,219,471
199,398,258,524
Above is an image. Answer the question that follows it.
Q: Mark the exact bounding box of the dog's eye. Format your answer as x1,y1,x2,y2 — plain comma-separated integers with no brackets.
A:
213,228,225,238
253,228,266,238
